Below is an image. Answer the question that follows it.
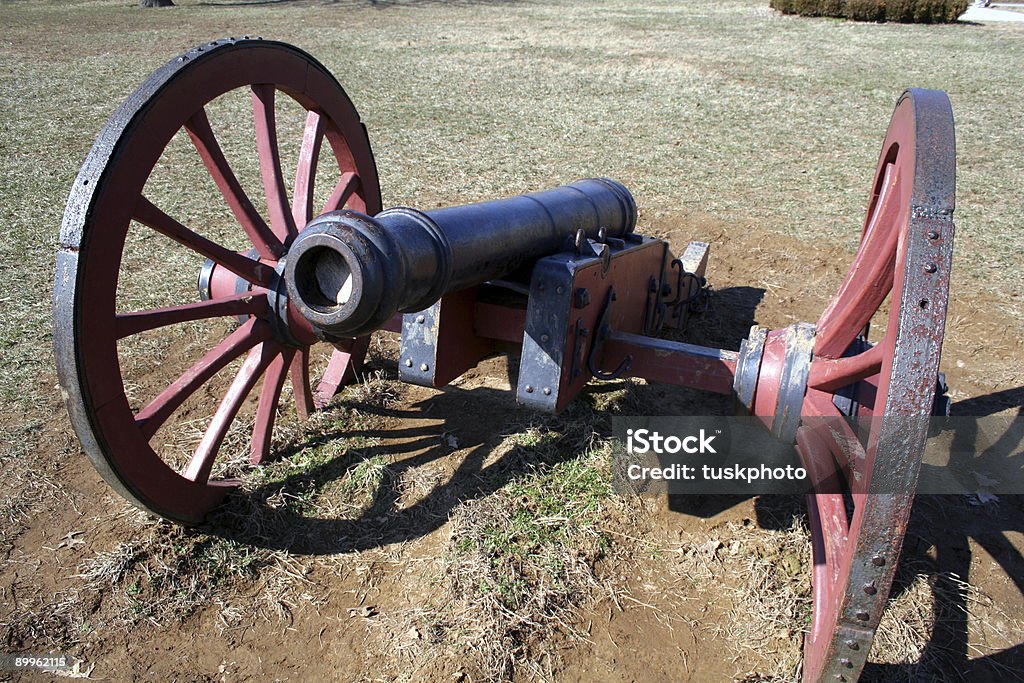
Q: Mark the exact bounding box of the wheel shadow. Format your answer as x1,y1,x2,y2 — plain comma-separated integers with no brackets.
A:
860,492,1024,681
754,387,1024,681
205,381,569,554
204,284,766,552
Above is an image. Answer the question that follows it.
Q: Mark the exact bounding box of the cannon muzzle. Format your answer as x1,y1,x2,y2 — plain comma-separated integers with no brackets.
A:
284,178,636,338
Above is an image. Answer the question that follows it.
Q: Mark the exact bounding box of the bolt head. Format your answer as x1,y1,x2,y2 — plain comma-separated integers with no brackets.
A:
404,359,413,367
871,555,886,567
846,640,860,651
863,583,877,596
924,263,938,273
416,315,426,324
419,363,429,372
927,230,940,240
524,385,534,393
856,611,869,621
543,387,551,396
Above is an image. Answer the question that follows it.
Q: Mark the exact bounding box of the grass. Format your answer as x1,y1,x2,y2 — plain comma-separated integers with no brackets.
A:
399,421,620,679
2,0,1023,414
3,0,1023,417
669,500,813,680
1,0,1022,680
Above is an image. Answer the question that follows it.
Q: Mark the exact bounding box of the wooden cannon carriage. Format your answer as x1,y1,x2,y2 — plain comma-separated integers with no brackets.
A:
54,39,956,681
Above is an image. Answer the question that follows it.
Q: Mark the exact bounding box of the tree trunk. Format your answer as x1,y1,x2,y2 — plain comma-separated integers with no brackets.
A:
138,0,175,7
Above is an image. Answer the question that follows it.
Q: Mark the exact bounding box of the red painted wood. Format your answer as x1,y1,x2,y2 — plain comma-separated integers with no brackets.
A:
185,107,284,259
313,337,371,408
184,341,279,483
116,292,267,339
135,318,271,439
134,195,274,287
250,347,295,465
292,110,325,229
251,84,298,242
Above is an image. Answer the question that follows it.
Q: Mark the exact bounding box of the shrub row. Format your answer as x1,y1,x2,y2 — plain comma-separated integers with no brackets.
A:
770,0,969,23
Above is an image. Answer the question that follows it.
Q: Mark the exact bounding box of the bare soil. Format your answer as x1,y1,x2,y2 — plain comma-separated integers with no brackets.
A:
3,213,1022,682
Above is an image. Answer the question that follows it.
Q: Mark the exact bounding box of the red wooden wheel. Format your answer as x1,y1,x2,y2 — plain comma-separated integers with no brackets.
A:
797,90,955,681
55,39,381,524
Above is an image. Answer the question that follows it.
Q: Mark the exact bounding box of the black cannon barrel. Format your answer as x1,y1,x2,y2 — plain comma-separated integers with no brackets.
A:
284,178,636,339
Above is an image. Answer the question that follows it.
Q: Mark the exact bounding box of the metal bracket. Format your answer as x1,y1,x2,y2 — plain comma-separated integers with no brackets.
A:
588,287,632,380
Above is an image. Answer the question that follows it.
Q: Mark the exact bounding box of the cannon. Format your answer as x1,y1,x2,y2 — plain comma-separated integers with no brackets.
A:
54,39,956,682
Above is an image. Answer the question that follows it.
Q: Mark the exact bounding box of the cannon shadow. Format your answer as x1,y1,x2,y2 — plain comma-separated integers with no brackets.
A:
202,288,1024,676
201,285,765,551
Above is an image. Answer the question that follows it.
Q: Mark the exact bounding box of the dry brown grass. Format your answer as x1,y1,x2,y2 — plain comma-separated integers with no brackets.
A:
1,0,1022,680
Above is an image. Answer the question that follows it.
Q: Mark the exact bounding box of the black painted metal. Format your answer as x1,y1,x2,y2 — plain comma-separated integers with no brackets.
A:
284,178,637,339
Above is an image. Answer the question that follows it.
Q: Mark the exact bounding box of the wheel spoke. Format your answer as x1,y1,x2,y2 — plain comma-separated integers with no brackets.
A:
250,347,295,465
322,121,370,213
184,108,284,260
797,427,849,606
115,292,268,340
805,390,874,495
57,38,383,525
251,84,298,242
134,196,274,287
314,338,370,408
814,160,901,358
135,317,272,439
292,110,326,228
184,341,280,483
289,348,315,420
323,171,359,214
806,342,884,392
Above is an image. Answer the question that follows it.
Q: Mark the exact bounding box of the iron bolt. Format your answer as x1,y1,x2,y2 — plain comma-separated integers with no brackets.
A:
863,583,877,595
416,315,425,324
541,334,550,343
927,230,940,240
525,385,534,393
405,359,412,367
556,286,564,295
543,387,551,395
420,363,429,372
871,555,886,566
846,640,860,651
856,611,869,621
840,659,853,668
924,263,938,273
834,676,846,682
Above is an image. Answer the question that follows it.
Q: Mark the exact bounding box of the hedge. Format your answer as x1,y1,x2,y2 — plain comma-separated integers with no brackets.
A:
770,0,969,23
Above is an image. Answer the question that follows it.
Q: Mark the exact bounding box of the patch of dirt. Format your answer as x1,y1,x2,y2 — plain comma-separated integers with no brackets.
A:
2,214,1022,682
